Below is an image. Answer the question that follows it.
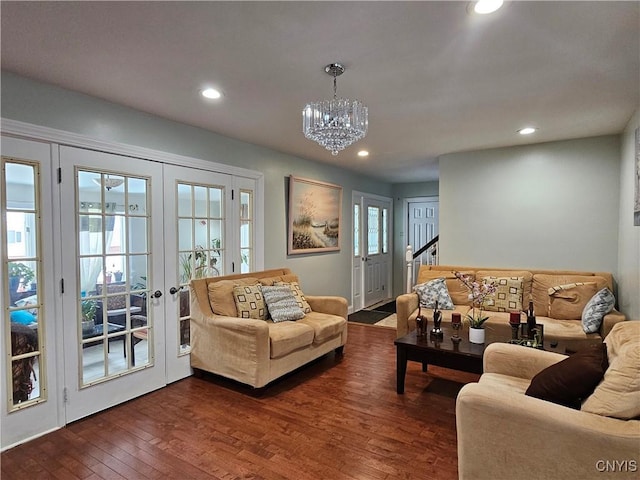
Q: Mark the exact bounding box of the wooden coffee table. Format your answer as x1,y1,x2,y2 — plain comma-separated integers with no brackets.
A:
394,323,568,393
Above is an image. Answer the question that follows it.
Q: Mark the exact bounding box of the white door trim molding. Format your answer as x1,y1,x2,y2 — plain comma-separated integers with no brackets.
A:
1,118,263,180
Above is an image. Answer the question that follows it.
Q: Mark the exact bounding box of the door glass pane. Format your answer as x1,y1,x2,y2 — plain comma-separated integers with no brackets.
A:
77,168,151,387
176,182,225,355
3,158,45,409
367,206,380,255
353,204,360,257
382,208,388,254
240,189,253,273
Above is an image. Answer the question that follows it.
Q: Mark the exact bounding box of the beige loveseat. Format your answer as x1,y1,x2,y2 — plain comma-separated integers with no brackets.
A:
189,268,348,388
456,321,640,480
396,265,626,351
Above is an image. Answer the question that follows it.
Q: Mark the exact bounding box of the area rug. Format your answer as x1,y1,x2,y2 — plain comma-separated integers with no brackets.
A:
374,313,397,329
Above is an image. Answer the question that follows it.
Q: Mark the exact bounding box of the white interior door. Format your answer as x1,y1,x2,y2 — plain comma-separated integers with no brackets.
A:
59,146,166,423
362,197,392,307
163,165,233,383
408,199,439,266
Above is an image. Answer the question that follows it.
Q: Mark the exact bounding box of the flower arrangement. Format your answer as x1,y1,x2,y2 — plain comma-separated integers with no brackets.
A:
453,271,497,328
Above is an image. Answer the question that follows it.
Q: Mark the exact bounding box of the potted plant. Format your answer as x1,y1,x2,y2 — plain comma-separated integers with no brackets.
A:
453,271,497,344
81,299,97,333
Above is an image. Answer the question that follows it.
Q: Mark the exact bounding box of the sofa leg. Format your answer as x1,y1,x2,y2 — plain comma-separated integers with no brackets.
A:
422,361,428,372
335,346,345,356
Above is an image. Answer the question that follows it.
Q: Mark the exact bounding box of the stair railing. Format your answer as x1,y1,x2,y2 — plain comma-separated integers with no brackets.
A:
406,235,439,292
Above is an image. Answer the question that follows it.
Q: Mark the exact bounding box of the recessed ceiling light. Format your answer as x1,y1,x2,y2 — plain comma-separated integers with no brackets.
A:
518,127,537,135
357,150,369,157
201,88,222,99
474,0,504,14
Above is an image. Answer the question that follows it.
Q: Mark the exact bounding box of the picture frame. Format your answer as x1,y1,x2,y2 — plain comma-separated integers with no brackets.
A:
288,176,342,254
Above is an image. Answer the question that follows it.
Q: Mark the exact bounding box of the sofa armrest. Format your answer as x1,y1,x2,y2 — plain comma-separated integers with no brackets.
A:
483,343,568,380
456,383,640,480
396,293,419,338
306,295,348,319
601,309,626,339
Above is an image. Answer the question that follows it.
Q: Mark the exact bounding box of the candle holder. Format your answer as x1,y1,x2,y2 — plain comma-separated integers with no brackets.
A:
509,311,521,342
451,322,462,343
451,312,462,343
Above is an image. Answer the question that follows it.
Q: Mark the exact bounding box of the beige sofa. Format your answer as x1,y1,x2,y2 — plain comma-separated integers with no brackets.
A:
189,268,348,388
396,265,626,351
456,321,640,480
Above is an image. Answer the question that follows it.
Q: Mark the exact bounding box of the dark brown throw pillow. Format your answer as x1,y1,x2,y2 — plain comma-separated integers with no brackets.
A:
525,343,608,409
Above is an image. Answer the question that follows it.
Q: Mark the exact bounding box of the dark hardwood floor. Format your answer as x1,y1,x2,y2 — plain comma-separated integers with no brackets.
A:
1,323,479,480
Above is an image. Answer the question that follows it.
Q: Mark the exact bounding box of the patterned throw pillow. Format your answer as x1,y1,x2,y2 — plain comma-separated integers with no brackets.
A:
274,281,312,313
413,278,454,310
547,282,598,320
582,288,615,333
232,285,267,320
262,286,305,322
482,276,524,313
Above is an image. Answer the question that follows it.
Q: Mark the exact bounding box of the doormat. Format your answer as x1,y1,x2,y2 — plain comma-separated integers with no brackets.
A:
371,300,396,313
348,310,391,325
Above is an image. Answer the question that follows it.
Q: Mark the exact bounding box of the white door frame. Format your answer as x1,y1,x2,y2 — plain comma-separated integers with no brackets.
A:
352,191,393,312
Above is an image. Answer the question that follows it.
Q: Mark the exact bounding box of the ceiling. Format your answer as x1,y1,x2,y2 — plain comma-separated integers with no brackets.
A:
1,1,638,183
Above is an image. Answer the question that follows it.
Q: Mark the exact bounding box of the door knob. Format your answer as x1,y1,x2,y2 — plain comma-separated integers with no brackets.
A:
169,286,184,295
152,290,163,298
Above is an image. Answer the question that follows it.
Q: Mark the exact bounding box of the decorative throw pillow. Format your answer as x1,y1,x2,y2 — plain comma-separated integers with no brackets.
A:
413,278,454,310
581,322,640,419
547,282,598,320
416,269,475,305
208,278,259,316
262,285,305,322
232,285,267,320
525,343,608,409
274,281,312,313
582,288,615,333
482,276,524,312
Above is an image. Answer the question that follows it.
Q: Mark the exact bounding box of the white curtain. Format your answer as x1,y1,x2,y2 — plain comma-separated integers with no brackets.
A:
79,203,116,294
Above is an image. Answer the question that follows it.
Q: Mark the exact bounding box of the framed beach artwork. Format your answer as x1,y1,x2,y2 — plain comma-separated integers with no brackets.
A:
635,127,640,226
288,176,342,254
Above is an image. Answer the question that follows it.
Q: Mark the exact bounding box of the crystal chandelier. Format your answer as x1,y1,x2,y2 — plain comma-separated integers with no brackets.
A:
302,63,368,156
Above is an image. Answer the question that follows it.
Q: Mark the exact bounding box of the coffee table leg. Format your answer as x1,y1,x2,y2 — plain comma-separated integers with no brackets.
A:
422,361,428,372
396,345,407,394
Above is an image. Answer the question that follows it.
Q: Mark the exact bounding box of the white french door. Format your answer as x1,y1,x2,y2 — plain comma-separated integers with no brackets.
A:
59,146,166,422
163,165,233,383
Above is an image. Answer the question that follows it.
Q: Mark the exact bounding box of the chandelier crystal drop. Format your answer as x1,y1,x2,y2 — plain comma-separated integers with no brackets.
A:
302,63,368,156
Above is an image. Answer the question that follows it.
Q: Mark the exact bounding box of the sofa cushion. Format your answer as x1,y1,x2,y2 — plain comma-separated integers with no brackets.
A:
259,274,299,286
413,278,454,310
580,321,640,420
525,343,608,409
262,285,305,322
208,278,259,316
298,312,346,344
417,269,474,305
232,284,267,320
268,321,315,358
274,281,312,313
532,274,607,319
547,282,598,320
481,276,524,313
476,270,533,306
582,288,615,333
